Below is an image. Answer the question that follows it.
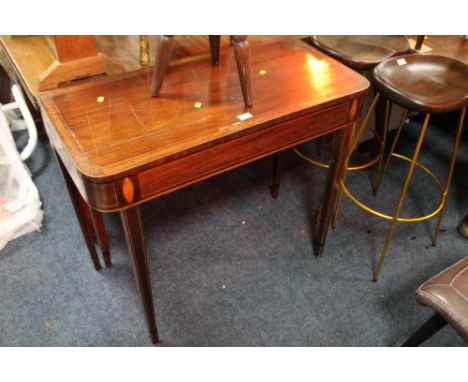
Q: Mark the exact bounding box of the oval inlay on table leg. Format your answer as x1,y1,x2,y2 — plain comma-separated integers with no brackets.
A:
122,177,135,203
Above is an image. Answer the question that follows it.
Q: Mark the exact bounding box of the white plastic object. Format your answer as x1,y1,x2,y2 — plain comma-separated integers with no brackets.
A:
0,84,38,161
0,93,43,250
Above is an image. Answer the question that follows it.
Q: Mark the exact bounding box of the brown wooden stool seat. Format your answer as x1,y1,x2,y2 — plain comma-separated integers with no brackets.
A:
373,54,468,114
403,256,468,345
310,35,410,70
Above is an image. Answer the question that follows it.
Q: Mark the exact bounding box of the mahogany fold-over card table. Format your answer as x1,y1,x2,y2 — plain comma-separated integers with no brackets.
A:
38,37,369,344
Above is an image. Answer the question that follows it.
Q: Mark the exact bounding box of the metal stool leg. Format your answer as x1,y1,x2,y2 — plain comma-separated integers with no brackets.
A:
373,108,409,195
373,99,392,196
432,106,466,246
373,113,431,281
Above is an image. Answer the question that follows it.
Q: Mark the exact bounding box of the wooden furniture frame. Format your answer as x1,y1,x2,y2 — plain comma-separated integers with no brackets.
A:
38,37,369,343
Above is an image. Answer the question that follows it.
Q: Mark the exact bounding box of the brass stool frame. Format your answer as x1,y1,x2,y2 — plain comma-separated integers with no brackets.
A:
333,95,404,227
340,103,466,281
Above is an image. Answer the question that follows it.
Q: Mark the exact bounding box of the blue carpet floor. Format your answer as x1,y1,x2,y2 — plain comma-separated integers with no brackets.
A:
0,112,467,346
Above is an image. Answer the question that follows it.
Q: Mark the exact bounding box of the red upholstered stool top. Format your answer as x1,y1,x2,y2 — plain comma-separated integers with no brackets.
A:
416,257,468,342
372,54,468,114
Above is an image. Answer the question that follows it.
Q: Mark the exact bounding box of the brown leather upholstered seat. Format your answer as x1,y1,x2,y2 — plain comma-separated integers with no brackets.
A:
373,54,468,114
416,257,468,342
310,35,410,70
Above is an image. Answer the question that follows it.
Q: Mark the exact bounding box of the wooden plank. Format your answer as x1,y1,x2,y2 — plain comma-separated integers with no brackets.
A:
55,35,98,62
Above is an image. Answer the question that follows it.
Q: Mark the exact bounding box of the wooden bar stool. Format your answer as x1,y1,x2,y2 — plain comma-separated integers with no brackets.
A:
340,54,468,281
287,36,409,224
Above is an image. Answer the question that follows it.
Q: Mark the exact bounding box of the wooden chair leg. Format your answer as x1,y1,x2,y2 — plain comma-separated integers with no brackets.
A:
209,35,221,65
91,209,112,268
270,151,284,199
54,151,102,271
151,35,175,97
231,35,253,107
121,206,159,344
415,35,425,51
402,313,447,347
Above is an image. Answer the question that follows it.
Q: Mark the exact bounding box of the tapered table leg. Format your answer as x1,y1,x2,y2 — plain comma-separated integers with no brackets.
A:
54,151,102,270
313,124,353,257
80,195,97,243
121,206,159,344
232,35,253,107
270,151,284,199
78,193,111,267
151,35,175,97
91,209,111,267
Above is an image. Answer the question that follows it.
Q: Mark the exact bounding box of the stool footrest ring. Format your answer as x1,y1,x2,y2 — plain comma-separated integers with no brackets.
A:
340,152,445,223
293,145,382,171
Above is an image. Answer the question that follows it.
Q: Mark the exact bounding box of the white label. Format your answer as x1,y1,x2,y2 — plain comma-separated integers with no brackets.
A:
397,58,407,66
237,112,253,121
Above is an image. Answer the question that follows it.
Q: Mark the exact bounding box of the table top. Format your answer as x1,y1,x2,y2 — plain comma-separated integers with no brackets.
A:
39,37,369,182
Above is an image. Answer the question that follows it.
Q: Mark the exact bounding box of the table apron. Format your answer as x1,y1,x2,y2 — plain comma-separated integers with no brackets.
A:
134,101,353,208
